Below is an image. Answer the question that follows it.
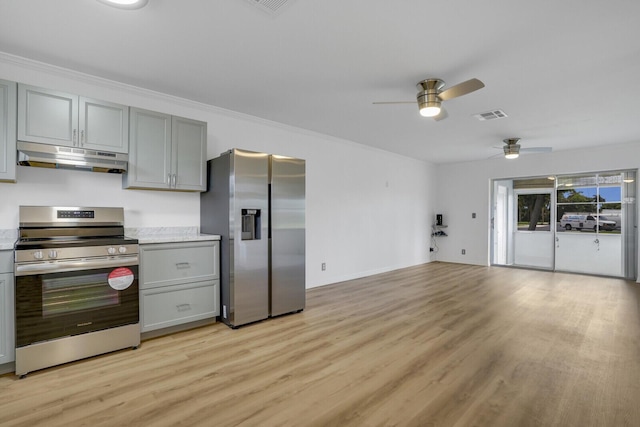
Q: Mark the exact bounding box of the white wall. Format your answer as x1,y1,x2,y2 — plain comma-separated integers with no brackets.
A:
0,53,436,288
435,142,640,276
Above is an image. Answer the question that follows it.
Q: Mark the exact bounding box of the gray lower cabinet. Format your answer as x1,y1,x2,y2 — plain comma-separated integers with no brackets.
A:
124,108,206,191
0,79,17,183
140,241,219,333
0,251,15,365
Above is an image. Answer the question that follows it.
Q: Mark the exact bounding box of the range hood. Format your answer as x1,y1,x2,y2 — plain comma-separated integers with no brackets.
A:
17,141,128,174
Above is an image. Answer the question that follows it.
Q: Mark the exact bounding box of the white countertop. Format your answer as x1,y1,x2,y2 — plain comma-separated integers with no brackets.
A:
1,227,221,249
125,227,220,244
0,229,17,251
0,239,16,251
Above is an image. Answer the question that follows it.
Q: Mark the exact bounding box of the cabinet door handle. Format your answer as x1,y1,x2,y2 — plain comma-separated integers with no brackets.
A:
167,174,172,187
176,303,192,312
73,129,77,145
80,129,85,146
176,262,190,269
172,174,177,188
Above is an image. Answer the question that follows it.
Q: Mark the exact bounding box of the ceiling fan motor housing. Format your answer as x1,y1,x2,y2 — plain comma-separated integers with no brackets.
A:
503,144,521,156
503,138,521,157
416,78,445,93
416,79,444,115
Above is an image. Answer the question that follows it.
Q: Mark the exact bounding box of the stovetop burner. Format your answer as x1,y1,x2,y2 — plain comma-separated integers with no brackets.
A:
15,206,139,259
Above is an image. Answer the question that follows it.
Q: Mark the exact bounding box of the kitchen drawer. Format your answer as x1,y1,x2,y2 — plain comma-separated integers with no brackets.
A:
140,241,219,289
140,280,219,332
0,251,12,274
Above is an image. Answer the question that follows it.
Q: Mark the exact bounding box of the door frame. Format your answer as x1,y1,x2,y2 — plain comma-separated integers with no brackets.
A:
512,188,555,270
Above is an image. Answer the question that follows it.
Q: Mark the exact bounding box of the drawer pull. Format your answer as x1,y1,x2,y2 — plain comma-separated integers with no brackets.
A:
176,303,192,312
176,262,191,269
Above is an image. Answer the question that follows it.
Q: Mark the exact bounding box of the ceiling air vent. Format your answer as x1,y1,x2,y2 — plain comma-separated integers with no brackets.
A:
473,109,508,121
246,0,292,15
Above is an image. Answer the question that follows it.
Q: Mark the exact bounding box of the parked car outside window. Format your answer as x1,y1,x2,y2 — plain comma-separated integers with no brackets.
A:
560,214,616,231
592,215,617,231
560,214,585,230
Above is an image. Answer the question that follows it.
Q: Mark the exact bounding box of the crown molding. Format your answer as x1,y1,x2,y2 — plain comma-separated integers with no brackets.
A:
0,51,429,165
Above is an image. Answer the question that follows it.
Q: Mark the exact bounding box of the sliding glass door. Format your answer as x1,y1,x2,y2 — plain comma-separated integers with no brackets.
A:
513,189,554,269
555,172,636,277
491,170,637,279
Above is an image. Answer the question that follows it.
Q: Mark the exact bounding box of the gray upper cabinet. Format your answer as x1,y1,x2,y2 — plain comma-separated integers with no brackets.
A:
17,84,128,153
124,107,206,191
79,97,129,153
18,85,77,147
172,116,207,191
125,108,171,189
0,79,17,183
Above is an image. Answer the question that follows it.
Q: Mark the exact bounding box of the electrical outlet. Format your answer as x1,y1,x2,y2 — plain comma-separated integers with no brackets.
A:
472,212,476,219
321,262,326,271
461,249,466,255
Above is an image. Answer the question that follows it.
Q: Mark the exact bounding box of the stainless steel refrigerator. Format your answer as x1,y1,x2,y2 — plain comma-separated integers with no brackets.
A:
200,148,305,328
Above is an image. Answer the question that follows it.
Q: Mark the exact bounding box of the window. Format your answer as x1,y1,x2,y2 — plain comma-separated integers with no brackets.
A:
517,193,551,231
514,178,553,232
557,174,622,234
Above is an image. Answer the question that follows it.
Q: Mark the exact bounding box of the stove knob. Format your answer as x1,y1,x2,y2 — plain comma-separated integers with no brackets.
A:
48,250,58,259
118,246,127,254
107,247,117,255
33,250,44,260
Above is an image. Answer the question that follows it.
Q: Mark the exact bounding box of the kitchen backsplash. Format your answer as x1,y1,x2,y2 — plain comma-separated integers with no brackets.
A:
125,227,200,239
0,229,17,240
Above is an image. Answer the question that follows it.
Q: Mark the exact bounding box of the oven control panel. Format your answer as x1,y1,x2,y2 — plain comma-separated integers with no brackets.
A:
30,250,59,260
107,246,129,255
57,210,95,219
16,244,139,263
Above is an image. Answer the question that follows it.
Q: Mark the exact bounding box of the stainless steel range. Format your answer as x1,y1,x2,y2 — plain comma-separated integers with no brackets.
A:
14,206,140,378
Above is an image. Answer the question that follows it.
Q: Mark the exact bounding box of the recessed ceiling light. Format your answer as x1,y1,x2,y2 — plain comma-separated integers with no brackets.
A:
97,0,149,9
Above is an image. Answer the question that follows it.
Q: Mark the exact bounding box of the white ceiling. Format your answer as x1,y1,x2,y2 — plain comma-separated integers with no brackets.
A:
1,0,639,164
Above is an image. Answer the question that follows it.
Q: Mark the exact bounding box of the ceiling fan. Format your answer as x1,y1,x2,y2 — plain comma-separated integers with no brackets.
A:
373,77,485,120
498,138,552,159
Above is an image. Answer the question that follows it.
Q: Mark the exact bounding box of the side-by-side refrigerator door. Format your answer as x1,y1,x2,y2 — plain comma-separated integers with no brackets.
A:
232,150,270,326
270,156,306,316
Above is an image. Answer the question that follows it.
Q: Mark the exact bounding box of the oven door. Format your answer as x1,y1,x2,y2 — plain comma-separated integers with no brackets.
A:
15,262,139,348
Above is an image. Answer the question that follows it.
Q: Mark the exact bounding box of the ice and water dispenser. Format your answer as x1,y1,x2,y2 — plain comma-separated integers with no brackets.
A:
241,209,261,240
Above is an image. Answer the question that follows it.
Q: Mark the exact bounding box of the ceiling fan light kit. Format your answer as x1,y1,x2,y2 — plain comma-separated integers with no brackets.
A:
417,79,444,117
418,100,441,117
504,150,520,160
503,138,521,159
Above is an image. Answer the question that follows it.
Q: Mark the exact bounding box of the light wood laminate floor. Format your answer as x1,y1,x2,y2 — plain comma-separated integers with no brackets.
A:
2,262,640,426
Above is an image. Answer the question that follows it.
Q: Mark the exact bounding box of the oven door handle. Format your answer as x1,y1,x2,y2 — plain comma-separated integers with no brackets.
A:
15,256,139,276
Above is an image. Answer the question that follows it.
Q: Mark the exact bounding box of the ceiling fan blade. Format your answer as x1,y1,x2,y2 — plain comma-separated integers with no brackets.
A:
372,101,415,104
433,107,448,121
438,78,485,101
521,147,552,153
